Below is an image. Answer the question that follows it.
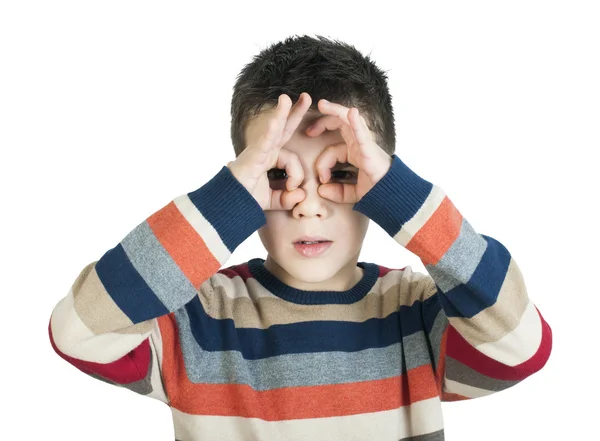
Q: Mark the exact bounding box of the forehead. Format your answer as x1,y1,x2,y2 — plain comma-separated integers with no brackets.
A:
243,105,355,171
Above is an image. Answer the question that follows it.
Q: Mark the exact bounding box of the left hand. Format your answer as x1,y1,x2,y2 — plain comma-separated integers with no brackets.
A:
306,99,393,204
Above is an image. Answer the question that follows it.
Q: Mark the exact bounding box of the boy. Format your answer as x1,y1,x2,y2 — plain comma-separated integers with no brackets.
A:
49,35,552,440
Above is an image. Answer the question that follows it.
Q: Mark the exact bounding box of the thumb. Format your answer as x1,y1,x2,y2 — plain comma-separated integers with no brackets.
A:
268,188,305,211
283,188,306,210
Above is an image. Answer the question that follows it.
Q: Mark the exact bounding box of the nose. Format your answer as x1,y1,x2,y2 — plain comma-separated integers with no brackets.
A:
291,174,328,219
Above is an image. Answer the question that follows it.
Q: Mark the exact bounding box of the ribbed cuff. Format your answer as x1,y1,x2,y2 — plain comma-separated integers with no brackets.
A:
354,154,434,237
187,165,267,252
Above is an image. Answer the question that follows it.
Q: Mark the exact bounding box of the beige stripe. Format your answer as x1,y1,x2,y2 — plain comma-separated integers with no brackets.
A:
146,323,168,404
475,299,543,366
200,267,436,328
443,378,495,399
50,288,151,363
171,396,444,441
448,257,529,346
71,261,140,334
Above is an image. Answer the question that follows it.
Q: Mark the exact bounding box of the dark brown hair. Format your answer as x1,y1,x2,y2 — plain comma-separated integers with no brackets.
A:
230,34,396,157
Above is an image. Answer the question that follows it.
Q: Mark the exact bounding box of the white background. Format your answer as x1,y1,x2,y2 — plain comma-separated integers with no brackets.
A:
1,1,598,439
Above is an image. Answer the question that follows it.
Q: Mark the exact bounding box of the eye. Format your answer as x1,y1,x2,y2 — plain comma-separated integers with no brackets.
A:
330,170,358,180
267,168,288,180
267,168,288,190
266,168,358,189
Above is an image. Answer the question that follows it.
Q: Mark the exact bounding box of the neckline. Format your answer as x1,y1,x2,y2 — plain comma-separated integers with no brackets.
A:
247,258,379,305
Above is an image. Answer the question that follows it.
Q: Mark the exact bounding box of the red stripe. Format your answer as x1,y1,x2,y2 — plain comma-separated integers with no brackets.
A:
48,319,151,384
446,306,552,380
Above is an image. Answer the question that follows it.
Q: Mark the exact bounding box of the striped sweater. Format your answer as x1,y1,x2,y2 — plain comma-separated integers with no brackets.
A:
49,154,552,441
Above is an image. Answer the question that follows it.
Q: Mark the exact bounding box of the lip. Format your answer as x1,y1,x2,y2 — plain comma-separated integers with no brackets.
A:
292,236,332,244
293,241,333,258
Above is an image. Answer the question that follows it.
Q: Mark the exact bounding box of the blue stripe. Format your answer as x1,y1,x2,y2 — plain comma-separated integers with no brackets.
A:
96,242,169,323
184,294,427,359
421,293,443,334
187,166,266,253
176,304,412,389
438,235,512,318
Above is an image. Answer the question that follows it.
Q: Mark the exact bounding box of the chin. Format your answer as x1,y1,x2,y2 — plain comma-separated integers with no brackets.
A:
286,260,341,280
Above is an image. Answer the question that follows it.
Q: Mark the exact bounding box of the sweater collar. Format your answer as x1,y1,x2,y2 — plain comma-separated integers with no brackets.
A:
247,258,379,305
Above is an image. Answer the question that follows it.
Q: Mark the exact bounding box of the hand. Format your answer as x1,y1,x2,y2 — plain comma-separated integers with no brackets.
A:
227,93,311,211
306,100,393,204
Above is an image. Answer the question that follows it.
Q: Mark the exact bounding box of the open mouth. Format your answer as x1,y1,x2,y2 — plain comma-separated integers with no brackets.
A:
293,241,333,257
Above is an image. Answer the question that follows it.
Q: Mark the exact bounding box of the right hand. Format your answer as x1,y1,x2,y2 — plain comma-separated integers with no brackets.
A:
227,92,312,211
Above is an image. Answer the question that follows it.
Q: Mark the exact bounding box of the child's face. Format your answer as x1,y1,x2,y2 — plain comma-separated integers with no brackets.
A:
244,106,371,292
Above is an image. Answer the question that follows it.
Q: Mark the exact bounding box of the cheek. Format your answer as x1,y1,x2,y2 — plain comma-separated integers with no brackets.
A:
348,214,370,236
259,215,286,242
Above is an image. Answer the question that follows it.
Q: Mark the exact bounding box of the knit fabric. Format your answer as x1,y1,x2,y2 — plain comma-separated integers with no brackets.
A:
49,154,552,440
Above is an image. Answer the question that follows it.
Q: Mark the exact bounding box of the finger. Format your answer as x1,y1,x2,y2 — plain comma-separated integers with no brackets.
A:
308,116,357,150
276,147,305,191
281,187,306,210
348,108,372,147
267,187,306,211
317,99,351,125
317,182,359,205
315,142,348,184
280,92,312,146
305,115,344,137
261,94,292,152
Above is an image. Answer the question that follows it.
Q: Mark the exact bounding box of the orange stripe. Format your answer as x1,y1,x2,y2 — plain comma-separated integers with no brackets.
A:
442,392,469,401
406,196,463,266
147,200,221,288
158,315,440,420
436,326,448,397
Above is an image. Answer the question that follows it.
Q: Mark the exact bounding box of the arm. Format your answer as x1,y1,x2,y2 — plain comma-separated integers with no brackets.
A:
48,164,266,402
354,154,553,401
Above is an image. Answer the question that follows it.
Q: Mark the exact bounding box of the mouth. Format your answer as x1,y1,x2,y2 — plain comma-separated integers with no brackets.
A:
293,240,333,258
292,236,332,245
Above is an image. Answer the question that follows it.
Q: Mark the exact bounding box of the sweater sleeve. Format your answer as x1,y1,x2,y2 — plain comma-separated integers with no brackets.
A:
48,165,266,403
354,154,553,401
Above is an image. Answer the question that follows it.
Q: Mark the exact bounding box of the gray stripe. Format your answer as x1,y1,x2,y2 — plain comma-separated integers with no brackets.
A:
404,327,438,371
427,307,449,370
425,218,487,294
445,356,520,391
174,307,440,390
121,221,198,311
399,429,445,441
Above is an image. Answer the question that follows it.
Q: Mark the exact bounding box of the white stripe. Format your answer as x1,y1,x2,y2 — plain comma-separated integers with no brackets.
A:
394,185,446,247
475,300,543,366
50,289,150,363
171,397,444,441
444,378,494,398
146,321,168,403
174,193,231,265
